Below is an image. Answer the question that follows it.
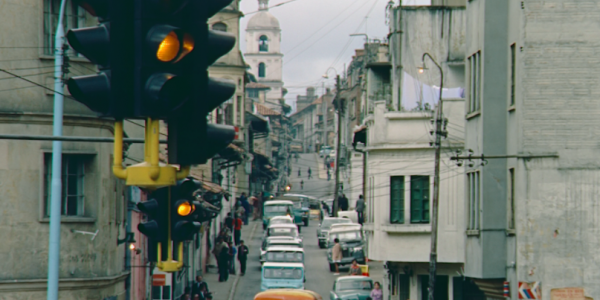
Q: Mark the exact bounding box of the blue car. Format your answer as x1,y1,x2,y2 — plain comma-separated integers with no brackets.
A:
261,262,305,291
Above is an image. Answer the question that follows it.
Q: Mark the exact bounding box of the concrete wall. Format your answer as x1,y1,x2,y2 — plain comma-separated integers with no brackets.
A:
365,100,464,263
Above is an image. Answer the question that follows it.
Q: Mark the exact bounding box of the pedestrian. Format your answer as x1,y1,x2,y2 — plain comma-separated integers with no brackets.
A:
218,246,230,282
240,193,251,225
233,214,243,245
251,196,260,220
370,282,383,300
237,240,249,275
338,194,349,211
356,194,365,225
191,275,208,297
331,238,342,275
212,237,224,269
228,241,237,274
327,170,331,181
348,259,362,275
308,167,312,179
300,180,304,190
298,169,301,177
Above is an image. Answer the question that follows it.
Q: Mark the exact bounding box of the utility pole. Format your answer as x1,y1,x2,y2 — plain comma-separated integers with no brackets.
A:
47,1,67,299
422,53,445,300
322,82,328,147
332,75,342,216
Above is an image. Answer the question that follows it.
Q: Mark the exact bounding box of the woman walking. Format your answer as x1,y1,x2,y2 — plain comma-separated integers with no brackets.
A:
370,282,383,300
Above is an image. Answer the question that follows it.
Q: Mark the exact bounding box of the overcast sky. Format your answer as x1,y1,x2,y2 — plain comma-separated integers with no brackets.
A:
239,0,430,111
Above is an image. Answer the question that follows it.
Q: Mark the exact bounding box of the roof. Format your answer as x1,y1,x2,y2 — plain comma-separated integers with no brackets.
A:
262,262,304,268
268,239,302,244
265,236,296,241
254,289,322,300
255,103,281,116
247,11,280,29
330,223,362,230
336,276,371,281
330,225,362,233
246,82,271,89
265,246,304,252
282,193,310,197
268,223,298,229
270,216,294,221
264,200,294,206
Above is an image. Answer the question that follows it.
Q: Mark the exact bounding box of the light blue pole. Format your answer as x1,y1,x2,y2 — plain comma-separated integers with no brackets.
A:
47,1,67,299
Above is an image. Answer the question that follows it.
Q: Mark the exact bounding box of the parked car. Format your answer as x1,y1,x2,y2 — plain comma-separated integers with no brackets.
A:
330,276,373,300
317,218,353,248
326,226,365,271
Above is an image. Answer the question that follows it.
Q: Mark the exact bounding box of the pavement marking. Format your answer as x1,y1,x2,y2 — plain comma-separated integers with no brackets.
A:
228,221,259,300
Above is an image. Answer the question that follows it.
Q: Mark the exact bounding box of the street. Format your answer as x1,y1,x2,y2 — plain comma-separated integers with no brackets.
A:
232,153,382,300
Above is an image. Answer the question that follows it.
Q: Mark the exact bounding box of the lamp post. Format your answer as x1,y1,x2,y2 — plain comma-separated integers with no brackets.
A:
322,68,341,216
419,53,444,300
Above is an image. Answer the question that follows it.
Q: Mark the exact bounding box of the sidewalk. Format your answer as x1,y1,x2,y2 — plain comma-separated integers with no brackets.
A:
203,220,259,300
316,153,327,180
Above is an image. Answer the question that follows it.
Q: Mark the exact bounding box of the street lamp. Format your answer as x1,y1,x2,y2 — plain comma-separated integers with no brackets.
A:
419,52,444,300
349,33,369,43
322,67,338,79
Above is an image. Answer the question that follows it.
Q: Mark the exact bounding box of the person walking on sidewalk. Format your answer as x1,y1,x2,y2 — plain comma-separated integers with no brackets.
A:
237,240,249,275
370,282,383,300
252,196,260,220
233,214,243,245
218,247,230,282
240,193,251,225
338,194,349,211
300,180,304,190
356,195,365,225
307,167,312,179
298,169,301,177
331,238,342,275
227,241,237,275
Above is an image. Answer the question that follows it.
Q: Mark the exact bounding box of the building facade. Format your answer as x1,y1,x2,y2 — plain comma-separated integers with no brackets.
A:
464,0,600,298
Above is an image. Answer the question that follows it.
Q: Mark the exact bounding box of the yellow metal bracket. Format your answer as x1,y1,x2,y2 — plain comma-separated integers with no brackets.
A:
113,119,190,189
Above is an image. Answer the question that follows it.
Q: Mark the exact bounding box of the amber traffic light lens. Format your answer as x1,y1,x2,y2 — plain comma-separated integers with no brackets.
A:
157,31,181,62
177,201,194,216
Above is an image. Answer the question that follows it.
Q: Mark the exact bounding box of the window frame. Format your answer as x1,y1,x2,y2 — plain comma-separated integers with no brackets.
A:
466,51,482,115
212,22,228,32
410,175,430,224
389,176,405,224
43,0,86,56
467,171,481,232
40,151,96,222
508,168,516,231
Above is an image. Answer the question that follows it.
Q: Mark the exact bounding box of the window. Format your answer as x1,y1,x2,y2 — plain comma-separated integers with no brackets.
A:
467,171,480,231
44,0,85,56
43,154,86,217
259,35,269,52
258,62,266,78
224,103,234,125
390,176,405,224
236,96,243,125
410,176,430,223
508,168,515,230
467,51,481,113
510,43,516,107
212,22,227,32
248,89,259,98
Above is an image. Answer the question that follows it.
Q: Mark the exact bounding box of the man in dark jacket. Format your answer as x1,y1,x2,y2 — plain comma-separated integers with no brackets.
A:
240,193,251,225
191,275,208,297
339,194,349,211
237,240,249,275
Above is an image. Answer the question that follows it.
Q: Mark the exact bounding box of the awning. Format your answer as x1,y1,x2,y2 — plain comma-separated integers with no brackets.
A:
217,143,246,163
189,170,229,195
246,110,270,135
252,152,279,180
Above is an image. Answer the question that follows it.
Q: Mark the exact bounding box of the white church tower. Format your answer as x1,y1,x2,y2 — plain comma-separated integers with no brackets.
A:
245,0,285,112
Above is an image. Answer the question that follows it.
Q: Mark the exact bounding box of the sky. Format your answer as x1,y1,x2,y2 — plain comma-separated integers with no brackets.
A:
238,0,431,111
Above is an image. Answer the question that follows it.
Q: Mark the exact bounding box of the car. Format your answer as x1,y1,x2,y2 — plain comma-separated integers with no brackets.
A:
254,289,323,300
263,200,295,230
330,276,373,300
263,224,303,245
278,194,312,227
317,218,353,248
260,237,303,262
326,226,365,271
270,216,294,226
263,246,304,264
329,150,337,158
261,262,305,291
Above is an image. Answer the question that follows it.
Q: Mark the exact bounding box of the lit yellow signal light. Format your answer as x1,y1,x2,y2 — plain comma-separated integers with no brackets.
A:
157,31,181,62
176,201,194,216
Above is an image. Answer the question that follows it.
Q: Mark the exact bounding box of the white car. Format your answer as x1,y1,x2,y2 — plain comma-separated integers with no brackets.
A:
269,215,294,226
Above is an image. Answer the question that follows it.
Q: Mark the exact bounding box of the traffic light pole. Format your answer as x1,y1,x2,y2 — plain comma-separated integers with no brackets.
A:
47,1,67,299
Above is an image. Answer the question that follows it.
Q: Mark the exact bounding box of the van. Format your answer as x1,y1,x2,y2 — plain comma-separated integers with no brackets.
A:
263,200,294,230
261,262,305,291
277,194,311,226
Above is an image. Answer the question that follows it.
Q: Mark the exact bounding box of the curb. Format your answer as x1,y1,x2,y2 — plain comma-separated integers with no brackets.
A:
228,222,259,300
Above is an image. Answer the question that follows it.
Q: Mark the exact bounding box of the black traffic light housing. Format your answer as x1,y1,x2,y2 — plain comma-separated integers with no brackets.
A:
170,178,202,243
66,0,135,118
137,187,169,262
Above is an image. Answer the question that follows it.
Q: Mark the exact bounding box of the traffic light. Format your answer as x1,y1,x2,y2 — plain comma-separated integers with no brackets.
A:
66,0,134,118
167,0,238,165
170,178,202,243
137,187,169,262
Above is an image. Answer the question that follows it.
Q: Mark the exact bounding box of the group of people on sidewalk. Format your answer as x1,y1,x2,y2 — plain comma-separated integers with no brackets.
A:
180,276,211,300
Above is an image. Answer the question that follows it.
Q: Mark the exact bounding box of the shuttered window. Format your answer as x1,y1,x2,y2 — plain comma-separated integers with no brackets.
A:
410,176,430,223
390,176,405,223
